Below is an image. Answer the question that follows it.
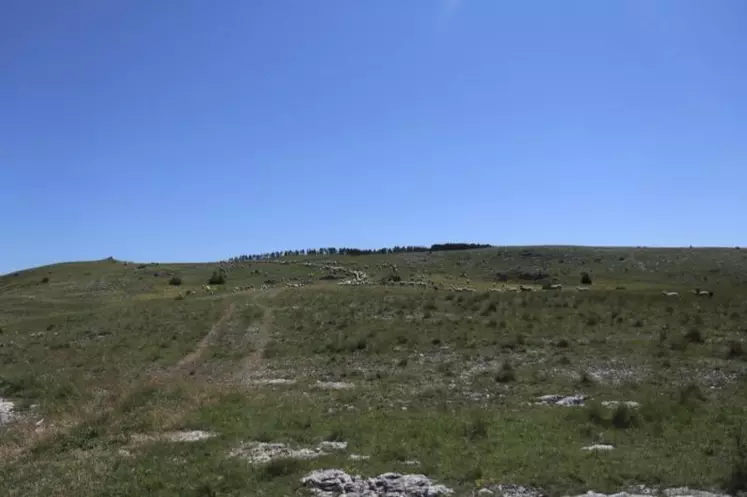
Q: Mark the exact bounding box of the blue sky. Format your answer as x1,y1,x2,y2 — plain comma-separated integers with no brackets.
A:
2,0,745,273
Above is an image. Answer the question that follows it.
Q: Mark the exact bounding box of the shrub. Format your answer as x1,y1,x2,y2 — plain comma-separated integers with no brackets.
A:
611,404,640,429
208,270,226,285
479,300,498,316
727,340,746,360
684,328,704,344
495,362,516,383
580,272,592,285
169,276,182,286
679,383,706,406
586,401,606,426
578,370,596,386
464,415,489,440
726,431,747,495
258,458,302,480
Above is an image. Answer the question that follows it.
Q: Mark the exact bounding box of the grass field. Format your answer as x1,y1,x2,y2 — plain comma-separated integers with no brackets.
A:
1,246,747,497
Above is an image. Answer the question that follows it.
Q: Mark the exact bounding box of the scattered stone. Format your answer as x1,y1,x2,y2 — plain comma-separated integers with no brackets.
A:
301,469,453,497
0,398,17,425
601,401,640,409
163,430,216,442
318,441,349,451
535,394,587,406
316,381,355,390
232,442,322,463
349,454,371,461
581,444,615,452
231,440,351,464
130,430,217,444
483,484,545,497
565,488,728,497
251,378,297,386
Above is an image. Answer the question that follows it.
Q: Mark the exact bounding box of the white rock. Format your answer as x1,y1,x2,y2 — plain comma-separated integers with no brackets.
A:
251,378,297,386
0,398,17,425
316,381,355,390
163,430,216,442
318,441,348,451
601,401,640,409
535,394,587,406
581,444,614,451
349,454,371,461
302,469,454,497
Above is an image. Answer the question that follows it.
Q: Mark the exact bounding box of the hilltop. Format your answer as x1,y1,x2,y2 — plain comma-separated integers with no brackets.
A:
1,245,747,497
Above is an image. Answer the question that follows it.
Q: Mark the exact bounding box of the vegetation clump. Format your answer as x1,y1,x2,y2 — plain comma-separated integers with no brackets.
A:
208,269,226,285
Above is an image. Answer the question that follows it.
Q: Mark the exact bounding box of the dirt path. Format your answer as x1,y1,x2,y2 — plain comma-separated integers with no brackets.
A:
176,302,237,368
236,288,282,381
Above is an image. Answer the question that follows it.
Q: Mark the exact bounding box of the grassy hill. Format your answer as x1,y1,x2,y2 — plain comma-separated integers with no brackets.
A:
1,246,747,497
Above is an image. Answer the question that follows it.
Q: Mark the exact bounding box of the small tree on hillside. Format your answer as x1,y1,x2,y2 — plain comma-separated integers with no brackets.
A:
209,269,226,285
580,272,592,285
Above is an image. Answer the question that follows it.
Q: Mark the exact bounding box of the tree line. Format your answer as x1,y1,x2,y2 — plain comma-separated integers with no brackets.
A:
228,243,492,262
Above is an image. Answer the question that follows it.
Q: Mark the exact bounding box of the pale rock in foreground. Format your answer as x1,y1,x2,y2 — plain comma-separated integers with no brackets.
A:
0,398,17,425
601,401,640,409
231,440,351,464
302,469,453,497
581,444,615,452
316,381,356,390
535,394,587,406
480,484,545,497
565,488,730,497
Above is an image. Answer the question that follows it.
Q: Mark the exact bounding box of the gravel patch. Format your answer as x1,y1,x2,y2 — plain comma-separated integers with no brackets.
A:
130,430,217,444
231,440,350,464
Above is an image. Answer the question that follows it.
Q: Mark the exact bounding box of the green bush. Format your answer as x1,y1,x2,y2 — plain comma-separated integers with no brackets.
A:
208,270,226,285
495,361,516,383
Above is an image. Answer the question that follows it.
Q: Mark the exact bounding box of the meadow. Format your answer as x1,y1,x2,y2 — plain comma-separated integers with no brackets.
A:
1,246,746,497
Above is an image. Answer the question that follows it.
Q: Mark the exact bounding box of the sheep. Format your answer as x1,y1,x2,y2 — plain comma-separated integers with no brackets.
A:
662,291,680,297
692,288,714,298
542,283,563,291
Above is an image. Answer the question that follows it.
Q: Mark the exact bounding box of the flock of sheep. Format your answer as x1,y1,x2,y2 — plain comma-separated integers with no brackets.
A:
662,288,715,298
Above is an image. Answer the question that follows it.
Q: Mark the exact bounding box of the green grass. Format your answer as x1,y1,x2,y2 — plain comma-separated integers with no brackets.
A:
2,247,747,496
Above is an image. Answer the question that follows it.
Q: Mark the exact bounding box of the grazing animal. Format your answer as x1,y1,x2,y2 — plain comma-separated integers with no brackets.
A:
693,288,714,298
662,291,680,297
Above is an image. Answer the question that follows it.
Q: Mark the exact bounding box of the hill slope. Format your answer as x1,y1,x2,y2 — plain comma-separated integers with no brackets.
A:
1,246,747,497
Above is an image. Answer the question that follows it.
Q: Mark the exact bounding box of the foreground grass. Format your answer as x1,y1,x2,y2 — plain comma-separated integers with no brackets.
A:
2,247,747,496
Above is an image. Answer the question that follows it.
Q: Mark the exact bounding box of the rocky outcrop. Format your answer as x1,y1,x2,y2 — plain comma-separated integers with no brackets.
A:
301,469,453,497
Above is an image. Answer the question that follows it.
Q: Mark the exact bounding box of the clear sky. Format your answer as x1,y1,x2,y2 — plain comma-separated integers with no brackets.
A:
2,0,745,273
